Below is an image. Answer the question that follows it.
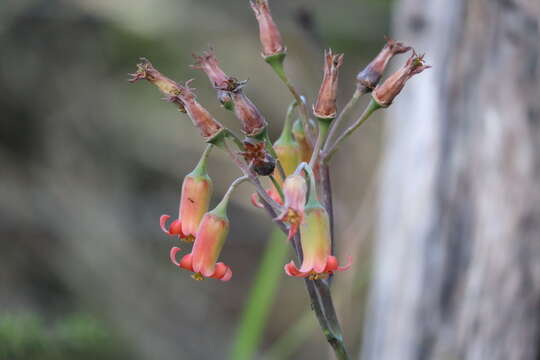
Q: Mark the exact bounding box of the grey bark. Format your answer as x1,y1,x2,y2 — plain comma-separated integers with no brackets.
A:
361,1,540,360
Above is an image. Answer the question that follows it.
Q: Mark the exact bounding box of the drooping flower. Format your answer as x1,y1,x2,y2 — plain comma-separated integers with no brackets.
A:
275,174,307,240
313,49,344,120
372,51,431,107
356,37,411,94
250,0,286,58
176,81,225,142
160,146,213,242
169,189,234,281
231,90,268,137
284,166,350,279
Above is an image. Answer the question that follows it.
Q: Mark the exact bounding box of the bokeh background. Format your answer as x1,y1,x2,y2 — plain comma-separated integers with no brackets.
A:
0,0,392,359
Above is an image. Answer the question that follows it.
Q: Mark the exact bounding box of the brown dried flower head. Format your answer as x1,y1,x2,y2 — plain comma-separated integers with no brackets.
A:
250,0,286,58
239,138,276,176
176,81,225,141
191,48,244,92
231,90,268,137
356,36,411,93
372,51,431,107
313,49,344,120
129,58,187,111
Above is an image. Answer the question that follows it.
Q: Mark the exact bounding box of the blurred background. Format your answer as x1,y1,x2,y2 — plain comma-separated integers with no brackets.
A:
0,0,391,359
2,0,539,360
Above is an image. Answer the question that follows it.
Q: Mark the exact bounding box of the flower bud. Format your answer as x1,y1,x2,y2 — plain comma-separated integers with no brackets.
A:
250,0,286,58
313,50,344,120
372,51,431,107
129,58,186,112
292,119,312,163
273,115,300,182
276,174,307,240
177,82,225,142
170,192,233,281
160,147,213,242
356,37,411,94
231,90,268,137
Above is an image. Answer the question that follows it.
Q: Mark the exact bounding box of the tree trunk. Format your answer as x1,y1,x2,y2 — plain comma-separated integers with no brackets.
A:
361,1,540,360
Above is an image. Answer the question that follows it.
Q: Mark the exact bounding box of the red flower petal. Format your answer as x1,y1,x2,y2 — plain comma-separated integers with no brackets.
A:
179,253,194,272
284,261,308,277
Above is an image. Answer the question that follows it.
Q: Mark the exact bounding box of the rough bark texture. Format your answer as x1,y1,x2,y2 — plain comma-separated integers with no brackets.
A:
361,1,540,360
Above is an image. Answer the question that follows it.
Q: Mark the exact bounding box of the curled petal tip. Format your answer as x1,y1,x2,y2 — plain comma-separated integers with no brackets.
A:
160,215,171,234
251,193,265,208
169,247,182,266
220,268,233,282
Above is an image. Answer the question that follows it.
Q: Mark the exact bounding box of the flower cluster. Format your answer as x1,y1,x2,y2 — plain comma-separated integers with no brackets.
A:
129,0,428,285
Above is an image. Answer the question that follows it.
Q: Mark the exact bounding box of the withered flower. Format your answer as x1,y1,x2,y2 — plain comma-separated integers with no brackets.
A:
356,37,411,94
191,48,245,92
250,0,286,58
239,138,275,176
231,90,268,137
129,58,186,112
313,49,344,120
372,52,431,107
176,81,225,141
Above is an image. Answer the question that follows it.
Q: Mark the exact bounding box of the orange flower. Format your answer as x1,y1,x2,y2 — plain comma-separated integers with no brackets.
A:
160,146,213,242
313,50,344,120
170,190,233,281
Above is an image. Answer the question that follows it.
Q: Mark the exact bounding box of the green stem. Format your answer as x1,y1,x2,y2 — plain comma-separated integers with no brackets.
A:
190,144,213,177
309,120,330,169
230,228,290,360
266,55,313,144
322,99,381,162
325,89,362,150
269,175,284,201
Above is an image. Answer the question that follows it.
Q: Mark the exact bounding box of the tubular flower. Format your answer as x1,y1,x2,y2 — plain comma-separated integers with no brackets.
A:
356,37,411,94
372,51,431,107
160,146,213,242
284,166,351,279
250,0,286,58
313,50,344,120
292,119,312,163
176,82,225,142
170,191,233,281
276,174,307,240
231,90,268,137
129,58,187,112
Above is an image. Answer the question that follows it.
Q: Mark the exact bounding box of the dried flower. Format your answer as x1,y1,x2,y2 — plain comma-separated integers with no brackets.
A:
276,174,307,240
356,37,411,93
176,82,225,141
170,192,233,281
129,58,187,112
239,138,276,176
372,51,431,107
160,147,213,242
250,0,286,58
191,48,245,93
313,50,344,120
231,90,268,137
